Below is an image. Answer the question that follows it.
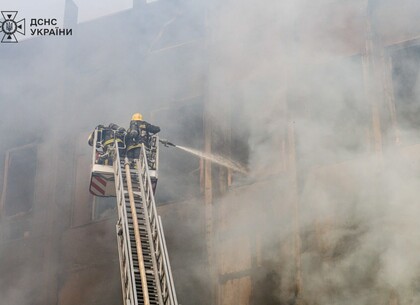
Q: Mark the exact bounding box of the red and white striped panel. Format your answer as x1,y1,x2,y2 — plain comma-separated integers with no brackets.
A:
90,175,107,196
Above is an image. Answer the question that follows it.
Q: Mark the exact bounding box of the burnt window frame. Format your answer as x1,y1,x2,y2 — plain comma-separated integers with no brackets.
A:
0,143,38,219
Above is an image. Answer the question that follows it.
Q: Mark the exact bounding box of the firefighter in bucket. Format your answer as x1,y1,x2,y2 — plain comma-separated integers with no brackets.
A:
88,123,126,165
126,113,160,159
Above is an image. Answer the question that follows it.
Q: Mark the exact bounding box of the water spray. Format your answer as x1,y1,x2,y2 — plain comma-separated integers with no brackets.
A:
159,138,248,174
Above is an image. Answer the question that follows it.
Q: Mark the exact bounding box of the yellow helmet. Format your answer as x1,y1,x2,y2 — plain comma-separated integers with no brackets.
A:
131,113,143,121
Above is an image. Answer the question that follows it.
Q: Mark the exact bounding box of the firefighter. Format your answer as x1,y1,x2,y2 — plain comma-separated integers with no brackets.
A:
88,124,104,147
126,113,161,159
88,123,126,165
109,123,127,157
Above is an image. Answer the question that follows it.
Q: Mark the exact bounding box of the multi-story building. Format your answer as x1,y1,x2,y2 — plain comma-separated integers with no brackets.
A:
1,0,420,304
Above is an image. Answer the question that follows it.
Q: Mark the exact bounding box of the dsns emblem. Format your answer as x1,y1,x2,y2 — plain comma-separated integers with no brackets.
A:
0,11,25,43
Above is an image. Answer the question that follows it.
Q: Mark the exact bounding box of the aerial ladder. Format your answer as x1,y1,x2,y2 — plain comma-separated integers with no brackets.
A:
89,129,178,305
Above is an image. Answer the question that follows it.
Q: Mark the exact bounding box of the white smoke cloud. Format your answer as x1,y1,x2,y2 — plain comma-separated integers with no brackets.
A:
1,0,420,304
206,0,420,304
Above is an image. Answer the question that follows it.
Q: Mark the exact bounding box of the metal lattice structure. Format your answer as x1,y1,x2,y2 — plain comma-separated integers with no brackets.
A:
112,141,178,305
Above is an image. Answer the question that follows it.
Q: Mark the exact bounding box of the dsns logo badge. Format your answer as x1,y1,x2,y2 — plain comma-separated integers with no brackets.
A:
0,11,25,43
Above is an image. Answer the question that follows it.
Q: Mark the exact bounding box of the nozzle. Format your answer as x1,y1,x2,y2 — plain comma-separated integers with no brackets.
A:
159,139,176,147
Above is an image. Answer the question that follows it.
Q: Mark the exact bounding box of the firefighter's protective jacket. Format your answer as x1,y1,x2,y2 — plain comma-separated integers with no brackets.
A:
126,120,160,151
88,124,126,147
88,125,105,146
108,123,126,148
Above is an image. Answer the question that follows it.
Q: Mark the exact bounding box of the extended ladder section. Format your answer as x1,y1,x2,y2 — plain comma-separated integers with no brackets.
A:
113,144,178,305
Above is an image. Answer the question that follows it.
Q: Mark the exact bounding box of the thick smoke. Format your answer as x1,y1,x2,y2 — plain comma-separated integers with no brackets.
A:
0,1,206,304
1,0,420,305
209,0,420,304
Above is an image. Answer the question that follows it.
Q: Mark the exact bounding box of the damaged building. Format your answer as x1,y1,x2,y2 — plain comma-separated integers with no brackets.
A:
1,0,420,304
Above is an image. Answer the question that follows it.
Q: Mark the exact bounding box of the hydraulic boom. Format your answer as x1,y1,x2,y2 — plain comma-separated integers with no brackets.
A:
90,130,178,305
